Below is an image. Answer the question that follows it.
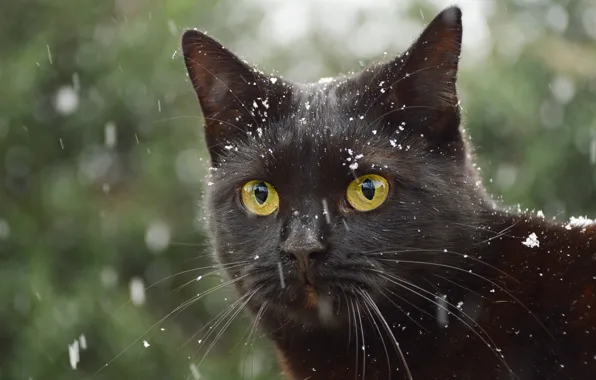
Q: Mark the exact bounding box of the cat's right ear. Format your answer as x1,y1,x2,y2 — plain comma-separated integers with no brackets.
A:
349,6,464,152
181,30,290,162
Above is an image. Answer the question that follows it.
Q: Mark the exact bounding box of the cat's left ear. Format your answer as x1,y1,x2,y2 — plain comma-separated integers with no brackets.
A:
181,30,290,163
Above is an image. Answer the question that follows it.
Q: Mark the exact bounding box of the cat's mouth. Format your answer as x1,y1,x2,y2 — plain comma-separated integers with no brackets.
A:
247,274,377,327
302,285,318,308
277,283,344,326
239,259,384,327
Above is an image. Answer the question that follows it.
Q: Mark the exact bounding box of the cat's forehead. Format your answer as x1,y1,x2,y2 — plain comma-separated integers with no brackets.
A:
282,80,363,135
291,80,347,116
260,83,380,157
215,87,423,189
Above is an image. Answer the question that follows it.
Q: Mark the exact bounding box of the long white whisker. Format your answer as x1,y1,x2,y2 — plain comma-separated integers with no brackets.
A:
360,290,413,380
474,221,522,246
184,293,253,380
377,258,552,339
355,299,367,380
93,273,249,376
109,261,250,317
241,301,268,380
172,262,250,294
369,247,518,283
376,272,516,378
378,289,430,333
342,289,353,351
180,291,249,350
358,288,392,379
197,288,259,367
350,298,360,379
433,273,487,300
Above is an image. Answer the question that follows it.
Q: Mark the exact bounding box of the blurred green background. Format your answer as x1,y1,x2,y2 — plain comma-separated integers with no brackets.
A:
1,0,595,379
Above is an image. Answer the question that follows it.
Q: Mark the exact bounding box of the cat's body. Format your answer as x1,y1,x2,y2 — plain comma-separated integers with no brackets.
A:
271,213,596,380
181,6,596,379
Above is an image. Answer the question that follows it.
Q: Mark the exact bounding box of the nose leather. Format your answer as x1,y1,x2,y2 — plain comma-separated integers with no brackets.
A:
280,217,326,271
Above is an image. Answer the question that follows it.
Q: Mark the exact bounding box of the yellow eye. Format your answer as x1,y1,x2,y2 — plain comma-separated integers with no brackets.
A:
346,174,389,212
241,180,279,216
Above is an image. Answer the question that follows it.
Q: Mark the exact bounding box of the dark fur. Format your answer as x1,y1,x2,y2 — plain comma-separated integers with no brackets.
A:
182,6,596,380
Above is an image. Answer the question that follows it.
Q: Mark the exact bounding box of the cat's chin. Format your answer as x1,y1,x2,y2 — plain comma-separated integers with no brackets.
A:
247,284,373,329
268,297,348,329
289,291,347,328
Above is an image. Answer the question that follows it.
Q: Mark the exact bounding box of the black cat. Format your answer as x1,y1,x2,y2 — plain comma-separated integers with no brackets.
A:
182,6,596,379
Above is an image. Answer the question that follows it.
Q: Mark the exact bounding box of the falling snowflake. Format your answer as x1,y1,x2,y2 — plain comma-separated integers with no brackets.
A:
68,340,80,370
129,277,146,306
145,220,171,253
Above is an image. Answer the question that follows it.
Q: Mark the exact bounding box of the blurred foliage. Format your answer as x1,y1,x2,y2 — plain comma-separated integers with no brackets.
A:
0,0,595,379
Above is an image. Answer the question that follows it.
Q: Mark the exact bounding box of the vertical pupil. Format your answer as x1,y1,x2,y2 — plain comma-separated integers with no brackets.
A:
254,182,269,204
361,178,375,200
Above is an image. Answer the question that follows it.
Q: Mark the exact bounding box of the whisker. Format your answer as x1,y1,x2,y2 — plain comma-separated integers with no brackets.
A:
178,292,248,351
378,271,497,341
359,290,413,380
450,222,518,241
169,261,248,288
241,301,268,380
186,268,268,355
375,271,516,378
181,254,216,263
189,292,252,366
93,274,249,376
170,240,208,247
379,289,430,333
151,115,206,124
368,247,519,283
350,298,360,379
184,293,253,380
342,289,353,351
205,116,250,135
172,262,249,294
474,221,522,246
432,273,487,300
358,288,392,379
377,258,552,339
110,261,249,317
355,299,367,380
197,288,259,367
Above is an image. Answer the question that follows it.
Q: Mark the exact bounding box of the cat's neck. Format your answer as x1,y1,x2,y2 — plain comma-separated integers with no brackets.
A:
267,208,596,380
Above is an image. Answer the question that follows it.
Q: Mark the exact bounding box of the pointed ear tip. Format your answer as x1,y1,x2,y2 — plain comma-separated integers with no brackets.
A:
441,5,463,25
181,29,210,48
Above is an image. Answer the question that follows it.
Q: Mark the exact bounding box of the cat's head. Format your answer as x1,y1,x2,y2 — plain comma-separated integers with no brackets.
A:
182,6,487,327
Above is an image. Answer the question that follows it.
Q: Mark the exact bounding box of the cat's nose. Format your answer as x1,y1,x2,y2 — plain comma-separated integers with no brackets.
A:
281,239,326,264
280,226,326,268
